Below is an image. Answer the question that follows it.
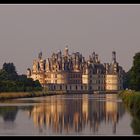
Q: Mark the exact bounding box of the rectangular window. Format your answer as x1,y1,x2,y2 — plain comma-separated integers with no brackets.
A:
70,85,71,90
89,86,92,90
54,85,56,90
76,85,77,90
60,85,62,90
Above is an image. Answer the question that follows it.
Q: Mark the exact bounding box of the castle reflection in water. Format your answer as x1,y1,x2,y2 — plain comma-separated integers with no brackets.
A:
27,94,125,134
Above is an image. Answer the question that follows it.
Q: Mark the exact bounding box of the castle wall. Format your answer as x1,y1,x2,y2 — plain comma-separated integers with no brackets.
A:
27,49,125,93
105,74,118,91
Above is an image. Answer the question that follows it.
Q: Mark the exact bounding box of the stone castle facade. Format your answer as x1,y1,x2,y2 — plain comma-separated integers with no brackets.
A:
27,47,125,93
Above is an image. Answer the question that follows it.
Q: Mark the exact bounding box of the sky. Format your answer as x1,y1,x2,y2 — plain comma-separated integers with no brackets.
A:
0,4,140,74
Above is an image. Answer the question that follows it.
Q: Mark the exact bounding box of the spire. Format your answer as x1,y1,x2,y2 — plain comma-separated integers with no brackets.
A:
38,51,42,60
112,51,116,63
64,45,69,56
95,54,99,63
92,51,96,62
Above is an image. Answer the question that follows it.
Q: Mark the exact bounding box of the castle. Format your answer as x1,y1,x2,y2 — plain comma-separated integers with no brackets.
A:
27,47,125,93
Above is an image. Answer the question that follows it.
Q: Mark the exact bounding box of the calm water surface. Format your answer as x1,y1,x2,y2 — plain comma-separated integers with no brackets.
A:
0,94,135,135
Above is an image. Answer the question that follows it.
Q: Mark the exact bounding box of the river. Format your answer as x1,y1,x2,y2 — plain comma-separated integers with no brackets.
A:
0,94,136,135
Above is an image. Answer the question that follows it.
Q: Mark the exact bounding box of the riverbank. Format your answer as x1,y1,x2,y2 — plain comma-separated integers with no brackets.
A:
118,90,140,116
0,91,46,100
119,90,140,135
0,90,69,100
0,90,119,101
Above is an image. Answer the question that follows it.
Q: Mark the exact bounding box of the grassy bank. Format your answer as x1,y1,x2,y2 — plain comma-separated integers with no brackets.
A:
118,90,140,116
0,90,68,100
119,90,140,135
0,91,48,100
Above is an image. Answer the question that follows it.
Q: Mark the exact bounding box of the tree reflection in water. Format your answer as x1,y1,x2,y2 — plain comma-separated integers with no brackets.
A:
27,94,125,134
0,94,139,135
0,106,18,122
131,116,140,135
0,106,18,129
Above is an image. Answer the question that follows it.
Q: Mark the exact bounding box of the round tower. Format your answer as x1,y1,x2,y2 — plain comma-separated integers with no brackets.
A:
27,68,31,78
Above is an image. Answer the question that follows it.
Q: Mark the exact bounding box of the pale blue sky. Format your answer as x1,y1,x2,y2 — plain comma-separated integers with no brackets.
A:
0,4,140,74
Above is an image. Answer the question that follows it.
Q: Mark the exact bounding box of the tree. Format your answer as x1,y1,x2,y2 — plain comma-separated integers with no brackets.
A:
0,62,42,92
0,107,18,122
2,63,18,81
3,63,17,75
128,52,140,91
0,69,8,80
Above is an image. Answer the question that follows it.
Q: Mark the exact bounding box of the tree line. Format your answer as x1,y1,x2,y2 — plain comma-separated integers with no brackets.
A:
0,52,140,92
0,63,42,92
125,52,140,91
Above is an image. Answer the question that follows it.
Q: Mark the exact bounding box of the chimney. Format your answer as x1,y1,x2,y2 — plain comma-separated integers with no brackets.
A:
95,54,99,63
64,46,69,56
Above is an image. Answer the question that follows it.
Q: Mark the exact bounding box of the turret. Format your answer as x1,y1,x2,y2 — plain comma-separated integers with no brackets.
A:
27,68,31,78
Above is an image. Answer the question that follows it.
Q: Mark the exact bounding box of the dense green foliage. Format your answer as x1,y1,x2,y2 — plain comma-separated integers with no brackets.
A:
119,90,140,134
0,63,42,92
126,52,140,91
119,90,140,116
131,115,140,135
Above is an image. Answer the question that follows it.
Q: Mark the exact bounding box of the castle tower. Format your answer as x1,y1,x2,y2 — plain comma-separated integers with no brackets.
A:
33,60,39,73
39,59,46,72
